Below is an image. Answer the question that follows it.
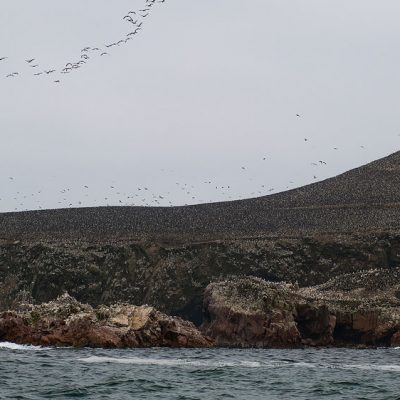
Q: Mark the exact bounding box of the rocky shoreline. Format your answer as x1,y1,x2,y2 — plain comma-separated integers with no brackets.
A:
2,269,400,349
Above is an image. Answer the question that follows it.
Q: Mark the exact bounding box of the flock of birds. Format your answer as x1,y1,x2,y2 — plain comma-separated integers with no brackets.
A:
2,138,375,212
0,1,395,212
0,0,166,83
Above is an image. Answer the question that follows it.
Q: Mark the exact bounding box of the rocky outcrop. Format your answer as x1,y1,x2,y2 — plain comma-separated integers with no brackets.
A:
1,233,400,325
0,294,213,348
202,278,302,347
202,272,400,348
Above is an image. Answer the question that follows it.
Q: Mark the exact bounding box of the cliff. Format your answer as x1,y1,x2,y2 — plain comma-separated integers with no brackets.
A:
1,151,400,344
1,234,399,325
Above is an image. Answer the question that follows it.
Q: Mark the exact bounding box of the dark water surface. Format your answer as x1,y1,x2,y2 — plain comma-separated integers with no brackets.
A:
1,342,400,399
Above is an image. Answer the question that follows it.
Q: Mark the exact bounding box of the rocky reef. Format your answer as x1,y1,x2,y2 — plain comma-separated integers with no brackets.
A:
0,293,213,348
202,271,400,348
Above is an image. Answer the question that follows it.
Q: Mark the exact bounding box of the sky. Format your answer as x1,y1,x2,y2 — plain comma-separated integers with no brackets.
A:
1,0,400,212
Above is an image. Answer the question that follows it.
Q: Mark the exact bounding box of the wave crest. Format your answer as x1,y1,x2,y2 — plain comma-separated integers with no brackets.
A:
0,342,43,351
78,356,261,368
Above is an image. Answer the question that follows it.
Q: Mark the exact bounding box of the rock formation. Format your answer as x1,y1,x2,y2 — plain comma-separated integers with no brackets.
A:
1,234,400,325
1,151,400,347
202,272,400,348
0,294,213,348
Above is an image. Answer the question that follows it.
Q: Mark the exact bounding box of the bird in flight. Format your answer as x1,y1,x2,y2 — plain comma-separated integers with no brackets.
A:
2,0,168,88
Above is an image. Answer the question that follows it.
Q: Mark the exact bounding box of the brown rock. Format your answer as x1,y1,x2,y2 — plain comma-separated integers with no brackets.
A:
390,331,400,347
0,294,213,348
202,274,400,348
352,312,379,332
201,278,302,347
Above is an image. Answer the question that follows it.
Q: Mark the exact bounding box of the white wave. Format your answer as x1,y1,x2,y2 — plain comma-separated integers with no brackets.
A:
0,341,43,351
78,356,261,368
78,357,400,372
341,364,400,372
292,361,400,372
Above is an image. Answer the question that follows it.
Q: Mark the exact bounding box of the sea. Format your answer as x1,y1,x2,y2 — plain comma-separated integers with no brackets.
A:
1,343,400,399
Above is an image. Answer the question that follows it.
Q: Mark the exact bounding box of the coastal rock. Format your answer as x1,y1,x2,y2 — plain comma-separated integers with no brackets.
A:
0,294,213,348
296,304,336,346
202,278,302,347
1,234,400,326
202,272,400,348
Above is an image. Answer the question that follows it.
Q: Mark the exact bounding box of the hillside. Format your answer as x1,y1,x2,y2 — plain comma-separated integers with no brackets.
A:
1,151,400,241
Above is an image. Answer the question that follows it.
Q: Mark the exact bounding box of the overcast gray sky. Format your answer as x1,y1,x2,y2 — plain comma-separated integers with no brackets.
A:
1,0,400,212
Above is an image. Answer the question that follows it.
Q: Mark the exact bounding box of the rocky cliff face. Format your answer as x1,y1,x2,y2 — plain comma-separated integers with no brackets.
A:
202,272,400,348
0,293,213,348
1,234,400,325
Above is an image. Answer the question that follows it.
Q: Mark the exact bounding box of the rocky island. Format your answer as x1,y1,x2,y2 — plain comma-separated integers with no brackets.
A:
1,151,400,347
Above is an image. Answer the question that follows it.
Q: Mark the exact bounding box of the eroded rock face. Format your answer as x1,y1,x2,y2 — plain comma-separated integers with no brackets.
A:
202,273,400,348
202,278,302,347
0,294,213,348
1,234,400,326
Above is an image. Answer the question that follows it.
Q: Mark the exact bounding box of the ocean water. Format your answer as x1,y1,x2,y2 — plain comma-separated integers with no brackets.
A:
1,344,400,399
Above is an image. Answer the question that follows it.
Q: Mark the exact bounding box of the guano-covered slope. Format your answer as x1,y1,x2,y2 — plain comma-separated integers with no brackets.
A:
1,151,400,241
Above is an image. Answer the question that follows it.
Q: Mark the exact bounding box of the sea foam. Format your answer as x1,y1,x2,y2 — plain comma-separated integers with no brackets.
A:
0,342,43,351
78,356,261,368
